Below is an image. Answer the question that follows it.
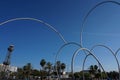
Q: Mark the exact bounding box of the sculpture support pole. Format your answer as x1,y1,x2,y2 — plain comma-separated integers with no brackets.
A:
80,0,120,46
115,48,120,56
82,54,108,80
54,42,82,80
71,48,106,80
91,44,120,80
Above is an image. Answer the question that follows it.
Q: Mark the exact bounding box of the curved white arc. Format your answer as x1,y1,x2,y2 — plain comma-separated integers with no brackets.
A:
55,42,82,63
54,42,82,80
90,44,120,80
115,48,120,56
71,48,102,79
0,17,67,43
82,54,108,80
80,1,120,46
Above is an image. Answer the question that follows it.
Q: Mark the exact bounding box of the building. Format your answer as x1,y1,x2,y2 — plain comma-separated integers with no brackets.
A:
0,64,17,72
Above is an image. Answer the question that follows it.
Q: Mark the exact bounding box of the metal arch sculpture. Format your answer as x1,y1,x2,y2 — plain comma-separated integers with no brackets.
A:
71,48,103,80
114,48,120,68
82,53,108,80
55,42,82,62
0,17,67,43
115,48,120,56
0,17,67,80
54,42,82,80
80,0,120,46
79,1,120,80
90,44,120,80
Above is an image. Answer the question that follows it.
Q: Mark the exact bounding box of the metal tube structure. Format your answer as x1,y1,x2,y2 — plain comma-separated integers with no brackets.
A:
0,17,67,43
115,48,120,56
80,0,120,46
80,1,120,79
55,42,82,63
71,48,104,80
0,17,67,80
82,54,108,80
90,44,120,80
54,42,82,80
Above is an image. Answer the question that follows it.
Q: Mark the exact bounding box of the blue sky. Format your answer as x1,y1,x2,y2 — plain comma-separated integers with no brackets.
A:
0,0,120,72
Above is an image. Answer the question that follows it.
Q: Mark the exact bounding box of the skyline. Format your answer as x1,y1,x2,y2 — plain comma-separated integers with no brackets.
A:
0,0,120,72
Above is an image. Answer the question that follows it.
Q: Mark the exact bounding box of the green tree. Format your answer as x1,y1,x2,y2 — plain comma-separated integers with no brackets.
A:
46,62,52,79
61,63,66,72
17,67,24,79
94,65,98,72
89,65,101,79
40,59,46,80
27,63,32,78
74,72,80,79
89,65,94,76
32,69,40,76
23,63,33,80
56,61,61,77
23,65,28,79
40,59,46,70
55,61,66,78
46,62,52,73
61,62,66,77
108,71,119,79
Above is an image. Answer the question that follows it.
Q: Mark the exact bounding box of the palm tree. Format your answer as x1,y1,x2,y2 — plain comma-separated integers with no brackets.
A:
27,63,32,78
23,63,32,80
40,59,46,70
89,65,94,73
46,62,52,73
89,65,95,78
94,65,98,73
40,59,46,80
61,63,66,73
56,61,61,76
89,65,101,79
17,67,24,79
55,61,66,78
61,63,66,78
46,62,52,79
23,65,27,79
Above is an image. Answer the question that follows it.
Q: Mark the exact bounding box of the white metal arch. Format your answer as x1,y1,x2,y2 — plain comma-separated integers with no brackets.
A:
115,48,120,56
82,53,108,80
0,17,67,43
80,1,120,46
71,48,103,80
54,42,82,80
90,44,120,80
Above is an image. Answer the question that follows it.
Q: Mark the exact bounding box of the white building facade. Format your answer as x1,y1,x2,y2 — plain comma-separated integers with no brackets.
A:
0,64,17,72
